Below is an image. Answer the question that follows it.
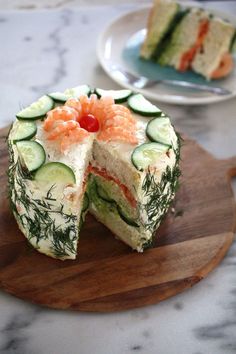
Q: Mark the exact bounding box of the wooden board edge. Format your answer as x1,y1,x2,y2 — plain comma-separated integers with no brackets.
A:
1,232,233,313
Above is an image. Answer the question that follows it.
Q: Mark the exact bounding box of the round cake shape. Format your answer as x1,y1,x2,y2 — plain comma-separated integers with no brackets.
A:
8,85,181,260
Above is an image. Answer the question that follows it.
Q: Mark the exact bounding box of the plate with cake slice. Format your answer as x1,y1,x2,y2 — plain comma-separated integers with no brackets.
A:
97,1,236,105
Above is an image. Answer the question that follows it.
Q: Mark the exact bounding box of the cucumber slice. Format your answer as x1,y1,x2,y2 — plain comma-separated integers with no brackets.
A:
11,121,37,143
16,95,54,120
95,88,132,103
131,142,169,171
34,162,76,185
96,183,114,203
16,141,46,172
82,192,89,212
48,85,91,103
117,205,139,227
128,93,162,117
146,117,173,146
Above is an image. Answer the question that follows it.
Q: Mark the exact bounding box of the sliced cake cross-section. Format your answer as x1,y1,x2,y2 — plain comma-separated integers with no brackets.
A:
8,87,181,260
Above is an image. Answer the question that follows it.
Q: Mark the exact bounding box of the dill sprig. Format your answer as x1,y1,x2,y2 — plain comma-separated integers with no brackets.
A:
140,136,181,239
7,139,79,259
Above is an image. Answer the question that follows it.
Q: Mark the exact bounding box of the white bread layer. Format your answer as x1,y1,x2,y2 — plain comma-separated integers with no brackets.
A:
191,17,235,79
141,0,179,59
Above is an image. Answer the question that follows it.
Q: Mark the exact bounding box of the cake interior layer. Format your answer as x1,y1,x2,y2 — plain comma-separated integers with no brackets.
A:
158,8,209,69
87,174,153,252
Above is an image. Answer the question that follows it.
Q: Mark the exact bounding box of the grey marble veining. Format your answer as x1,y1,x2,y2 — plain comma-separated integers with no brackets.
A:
0,3,236,354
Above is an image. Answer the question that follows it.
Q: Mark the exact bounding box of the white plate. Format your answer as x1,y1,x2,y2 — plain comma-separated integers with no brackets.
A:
97,5,236,105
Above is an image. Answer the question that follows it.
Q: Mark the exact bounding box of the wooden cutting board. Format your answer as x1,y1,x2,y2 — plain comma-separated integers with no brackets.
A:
0,126,235,312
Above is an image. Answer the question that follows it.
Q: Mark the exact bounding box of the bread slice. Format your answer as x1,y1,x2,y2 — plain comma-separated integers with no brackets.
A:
191,17,235,79
158,8,209,70
140,0,179,60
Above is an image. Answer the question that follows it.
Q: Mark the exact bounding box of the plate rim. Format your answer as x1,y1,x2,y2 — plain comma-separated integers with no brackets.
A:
97,3,236,105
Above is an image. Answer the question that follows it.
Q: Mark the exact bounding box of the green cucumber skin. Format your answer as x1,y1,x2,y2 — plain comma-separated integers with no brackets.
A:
82,192,89,212
116,205,139,228
16,114,50,121
13,131,36,143
48,85,91,103
128,94,162,117
152,8,189,61
131,149,143,171
16,96,54,121
146,131,171,147
95,88,132,104
129,106,162,117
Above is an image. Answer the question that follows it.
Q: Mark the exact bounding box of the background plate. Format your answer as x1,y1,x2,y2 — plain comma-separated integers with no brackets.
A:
97,4,236,105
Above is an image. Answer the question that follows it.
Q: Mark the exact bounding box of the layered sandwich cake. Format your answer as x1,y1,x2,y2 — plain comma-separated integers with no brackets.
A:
141,0,236,79
8,86,181,260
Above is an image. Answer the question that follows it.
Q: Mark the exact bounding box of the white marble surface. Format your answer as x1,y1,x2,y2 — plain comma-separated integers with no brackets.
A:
0,2,236,354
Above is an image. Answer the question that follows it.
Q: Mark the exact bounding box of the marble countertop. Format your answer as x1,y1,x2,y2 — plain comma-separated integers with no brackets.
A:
0,2,236,354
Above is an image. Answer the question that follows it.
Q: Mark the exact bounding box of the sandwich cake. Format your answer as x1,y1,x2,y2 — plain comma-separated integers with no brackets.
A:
141,0,236,80
8,86,181,260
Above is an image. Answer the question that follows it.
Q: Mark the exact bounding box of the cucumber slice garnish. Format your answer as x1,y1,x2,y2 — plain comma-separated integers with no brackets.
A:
95,88,132,103
146,117,173,147
96,183,114,203
48,85,91,103
34,162,76,185
82,192,89,212
117,205,139,227
16,141,46,172
128,93,162,117
131,142,169,171
16,95,54,120
11,121,37,143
